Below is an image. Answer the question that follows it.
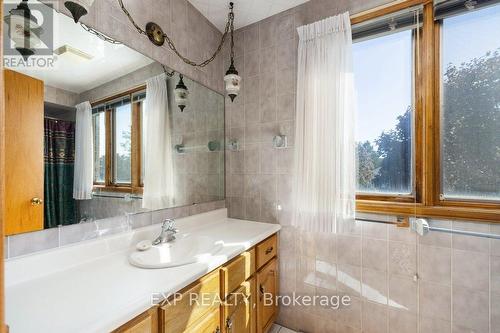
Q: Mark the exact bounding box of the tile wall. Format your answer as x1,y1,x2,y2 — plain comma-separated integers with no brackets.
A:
223,0,500,332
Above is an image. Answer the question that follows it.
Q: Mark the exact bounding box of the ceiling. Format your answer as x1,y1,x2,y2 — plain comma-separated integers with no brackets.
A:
9,2,154,94
188,0,310,31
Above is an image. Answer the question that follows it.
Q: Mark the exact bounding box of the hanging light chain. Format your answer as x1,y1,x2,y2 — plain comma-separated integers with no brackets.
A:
117,0,235,68
161,64,175,77
117,0,148,36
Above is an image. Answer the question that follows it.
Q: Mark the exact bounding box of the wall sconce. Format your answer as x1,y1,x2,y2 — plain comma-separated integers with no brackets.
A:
118,1,241,102
227,139,240,151
174,74,189,112
273,135,288,149
64,0,95,23
3,0,43,60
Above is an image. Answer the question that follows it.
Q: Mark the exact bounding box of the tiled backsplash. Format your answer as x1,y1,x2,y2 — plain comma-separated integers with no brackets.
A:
5,200,225,259
275,217,500,333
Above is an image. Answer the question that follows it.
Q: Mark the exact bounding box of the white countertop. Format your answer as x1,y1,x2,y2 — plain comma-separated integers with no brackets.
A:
5,209,281,333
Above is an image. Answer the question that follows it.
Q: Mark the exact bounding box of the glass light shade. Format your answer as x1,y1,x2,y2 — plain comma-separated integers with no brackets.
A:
174,75,189,111
8,20,42,49
4,5,43,60
64,0,95,23
224,73,241,102
174,87,188,111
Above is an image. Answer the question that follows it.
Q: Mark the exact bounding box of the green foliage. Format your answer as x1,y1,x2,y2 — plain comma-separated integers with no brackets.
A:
356,49,500,198
441,50,500,198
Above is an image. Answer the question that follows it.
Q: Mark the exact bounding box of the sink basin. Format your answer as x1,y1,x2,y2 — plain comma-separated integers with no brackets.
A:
128,235,223,269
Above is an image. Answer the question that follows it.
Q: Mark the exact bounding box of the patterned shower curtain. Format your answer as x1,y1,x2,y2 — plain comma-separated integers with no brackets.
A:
44,118,76,228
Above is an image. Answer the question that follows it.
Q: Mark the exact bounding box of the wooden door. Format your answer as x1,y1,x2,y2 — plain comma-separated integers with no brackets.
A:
4,69,44,235
223,284,252,333
256,258,278,333
0,3,6,331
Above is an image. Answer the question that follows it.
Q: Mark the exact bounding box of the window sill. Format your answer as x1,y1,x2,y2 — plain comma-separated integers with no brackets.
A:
356,200,500,223
93,185,143,195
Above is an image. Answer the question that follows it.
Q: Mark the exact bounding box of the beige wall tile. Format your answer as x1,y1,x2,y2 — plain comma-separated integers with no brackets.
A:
362,300,388,333
452,287,489,333
337,264,362,297
389,309,416,333
452,249,489,291
388,275,417,313
419,317,451,333
337,235,361,266
362,221,388,240
388,224,417,244
492,293,500,333
337,295,362,330
492,256,500,294
389,241,416,277
362,239,388,272
419,245,451,285
452,221,490,253
362,268,388,305
419,282,451,321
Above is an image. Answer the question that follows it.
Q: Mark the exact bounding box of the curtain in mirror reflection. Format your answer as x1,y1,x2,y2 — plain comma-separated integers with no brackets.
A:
44,118,76,228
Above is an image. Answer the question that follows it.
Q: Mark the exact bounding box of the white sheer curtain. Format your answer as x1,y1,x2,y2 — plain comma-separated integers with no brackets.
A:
73,101,93,200
292,12,356,233
142,74,175,210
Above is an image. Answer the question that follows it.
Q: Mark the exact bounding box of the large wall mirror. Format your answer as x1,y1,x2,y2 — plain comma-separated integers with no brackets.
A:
3,1,225,235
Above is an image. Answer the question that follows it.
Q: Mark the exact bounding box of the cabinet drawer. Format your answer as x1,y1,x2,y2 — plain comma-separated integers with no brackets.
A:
184,307,221,333
160,270,220,333
256,235,277,270
221,249,255,299
113,307,158,333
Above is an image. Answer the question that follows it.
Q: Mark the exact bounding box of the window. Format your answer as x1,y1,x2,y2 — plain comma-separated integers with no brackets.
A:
93,111,106,183
439,4,500,201
354,30,414,196
113,103,132,184
352,0,500,222
92,88,146,193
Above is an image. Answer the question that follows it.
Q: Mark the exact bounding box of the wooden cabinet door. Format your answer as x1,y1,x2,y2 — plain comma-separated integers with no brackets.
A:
112,308,158,333
223,284,252,333
4,69,44,235
256,258,278,333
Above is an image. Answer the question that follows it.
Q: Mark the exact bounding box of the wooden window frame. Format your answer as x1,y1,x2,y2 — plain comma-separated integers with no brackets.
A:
353,0,500,222
92,86,145,194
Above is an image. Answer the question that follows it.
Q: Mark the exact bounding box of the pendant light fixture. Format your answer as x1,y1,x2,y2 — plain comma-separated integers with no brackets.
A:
64,0,95,23
118,1,241,102
3,0,42,60
224,3,241,102
174,74,189,112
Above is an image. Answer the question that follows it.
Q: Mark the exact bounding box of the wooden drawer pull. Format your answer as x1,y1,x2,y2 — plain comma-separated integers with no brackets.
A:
265,246,273,255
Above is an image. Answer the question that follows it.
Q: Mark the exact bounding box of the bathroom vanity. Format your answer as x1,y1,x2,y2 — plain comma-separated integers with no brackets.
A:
5,209,280,333
115,234,278,333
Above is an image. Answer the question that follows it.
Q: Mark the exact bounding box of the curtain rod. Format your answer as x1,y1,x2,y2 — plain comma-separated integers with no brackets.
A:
357,216,500,240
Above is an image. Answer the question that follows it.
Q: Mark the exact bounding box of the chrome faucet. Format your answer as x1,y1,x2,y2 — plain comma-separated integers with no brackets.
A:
152,218,178,245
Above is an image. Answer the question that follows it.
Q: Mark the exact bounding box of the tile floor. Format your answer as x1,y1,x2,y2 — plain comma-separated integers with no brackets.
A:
270,323,297,333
